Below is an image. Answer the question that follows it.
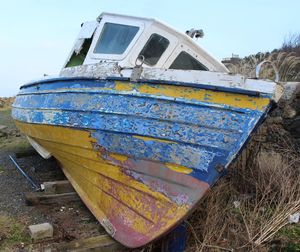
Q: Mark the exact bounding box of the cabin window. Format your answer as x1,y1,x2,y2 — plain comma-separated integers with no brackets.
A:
66,38,93,67
139,33,169,66
170,51,208,71
94,23,139,54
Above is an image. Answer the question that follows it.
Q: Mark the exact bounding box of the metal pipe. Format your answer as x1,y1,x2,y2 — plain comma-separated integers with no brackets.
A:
9,155,41,191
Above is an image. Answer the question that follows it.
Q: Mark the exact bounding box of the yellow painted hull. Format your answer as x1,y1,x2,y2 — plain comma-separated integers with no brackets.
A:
15,121,208,247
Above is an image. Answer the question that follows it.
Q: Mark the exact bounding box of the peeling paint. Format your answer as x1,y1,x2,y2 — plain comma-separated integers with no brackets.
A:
13,76,273,248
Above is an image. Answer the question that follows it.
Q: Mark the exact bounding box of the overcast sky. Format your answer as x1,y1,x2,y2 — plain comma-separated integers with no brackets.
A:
0,0,299,97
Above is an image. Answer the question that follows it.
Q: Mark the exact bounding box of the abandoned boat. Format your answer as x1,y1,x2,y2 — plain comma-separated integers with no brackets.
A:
12,13,283,248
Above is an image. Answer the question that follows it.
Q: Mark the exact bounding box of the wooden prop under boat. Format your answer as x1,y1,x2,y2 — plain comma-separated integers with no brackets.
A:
12,13,283,248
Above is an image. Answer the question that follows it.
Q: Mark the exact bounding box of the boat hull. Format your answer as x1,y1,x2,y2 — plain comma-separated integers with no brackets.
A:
12,77,271,247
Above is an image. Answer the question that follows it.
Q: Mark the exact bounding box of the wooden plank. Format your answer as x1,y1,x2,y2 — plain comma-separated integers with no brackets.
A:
48,234,125,252
43,180,75,194
25,192,81,206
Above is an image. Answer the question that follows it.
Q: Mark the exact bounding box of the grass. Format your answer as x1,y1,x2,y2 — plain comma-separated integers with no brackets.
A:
186,122,300,251
0,214,31,251
276,224,300,251
0,107,33,251
0,108,30,151
278,225,300,240
0,135,30,152
0,109,16,129
223,33,300,82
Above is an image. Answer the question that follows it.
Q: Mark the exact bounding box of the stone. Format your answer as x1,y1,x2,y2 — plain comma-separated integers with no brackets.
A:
28,223,53,241
287,116,300,138
0,132,7,138
282,104,297,119
257,151,285,169
267,116,283,124
0,125,8,132
280,82,300,103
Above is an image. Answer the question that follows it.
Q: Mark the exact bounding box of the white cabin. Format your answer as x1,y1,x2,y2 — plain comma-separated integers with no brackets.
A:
63,12,228,73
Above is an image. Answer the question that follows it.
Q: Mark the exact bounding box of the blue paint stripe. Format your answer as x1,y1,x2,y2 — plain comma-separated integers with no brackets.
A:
19,79,108,94
13,108,228,171
17,90,257,114
17,86,262,114
12,107,248,150
20,77,96,89
14,93,258,132
91,131,227,172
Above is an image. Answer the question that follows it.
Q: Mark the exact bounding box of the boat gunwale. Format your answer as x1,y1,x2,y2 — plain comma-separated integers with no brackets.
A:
20,75,265,98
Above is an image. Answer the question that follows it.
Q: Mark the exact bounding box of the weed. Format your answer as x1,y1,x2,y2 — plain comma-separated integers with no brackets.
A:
0,214,30,250
278,225,300,240
223,34,300,82
187,123,300,251
283,242,300,251
0,109,16,129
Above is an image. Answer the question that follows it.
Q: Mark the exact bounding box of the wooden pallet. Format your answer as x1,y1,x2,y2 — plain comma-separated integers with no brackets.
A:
47,234,124,252
25,180,80,205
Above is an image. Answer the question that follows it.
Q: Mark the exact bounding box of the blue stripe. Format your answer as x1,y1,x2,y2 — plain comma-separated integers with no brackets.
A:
14,93,258,132
19,79,108,94
91,131,227,172
12,108,245,149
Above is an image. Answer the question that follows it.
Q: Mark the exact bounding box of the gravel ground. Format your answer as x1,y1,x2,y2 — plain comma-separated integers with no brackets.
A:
0,149,62,222
0,111,106,250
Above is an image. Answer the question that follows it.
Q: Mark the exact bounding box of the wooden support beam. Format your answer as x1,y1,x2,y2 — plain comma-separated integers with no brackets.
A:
43,180,75,194
25,192,81,206
48,234,124,252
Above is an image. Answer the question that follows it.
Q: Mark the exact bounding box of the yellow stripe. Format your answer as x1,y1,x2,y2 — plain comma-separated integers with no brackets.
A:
134,135,175,144
114,81,270,111
165,163,193,174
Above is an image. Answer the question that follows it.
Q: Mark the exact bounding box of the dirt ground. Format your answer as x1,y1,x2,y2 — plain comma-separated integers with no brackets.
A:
0,109,106,251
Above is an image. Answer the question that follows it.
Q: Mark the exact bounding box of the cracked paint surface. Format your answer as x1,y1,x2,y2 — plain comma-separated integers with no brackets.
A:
12,78,272,248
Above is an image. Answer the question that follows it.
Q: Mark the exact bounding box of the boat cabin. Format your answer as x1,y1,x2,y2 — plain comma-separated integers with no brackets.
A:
63,13,228,72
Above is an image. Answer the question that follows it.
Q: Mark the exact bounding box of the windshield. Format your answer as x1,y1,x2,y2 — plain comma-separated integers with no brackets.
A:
94,23,139,54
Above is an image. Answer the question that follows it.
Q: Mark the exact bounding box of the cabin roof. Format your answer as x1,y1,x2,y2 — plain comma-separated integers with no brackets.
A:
95,12,227,72
63,12,228,72
97,12,156,23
